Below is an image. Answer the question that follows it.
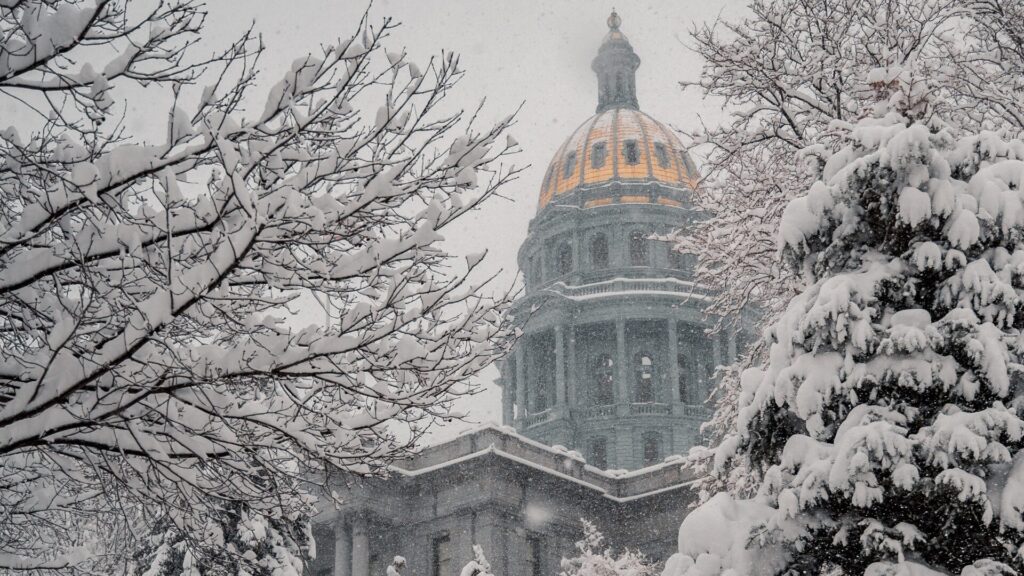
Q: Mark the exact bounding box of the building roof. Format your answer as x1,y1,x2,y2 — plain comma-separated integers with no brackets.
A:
389,424,696,503
536,109,700,213
535,11,699,214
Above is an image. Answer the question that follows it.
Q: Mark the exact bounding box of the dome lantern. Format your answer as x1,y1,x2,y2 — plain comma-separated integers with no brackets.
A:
592,9,640,113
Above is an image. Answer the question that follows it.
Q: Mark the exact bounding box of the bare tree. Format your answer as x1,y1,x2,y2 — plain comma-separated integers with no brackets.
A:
0,1,520,573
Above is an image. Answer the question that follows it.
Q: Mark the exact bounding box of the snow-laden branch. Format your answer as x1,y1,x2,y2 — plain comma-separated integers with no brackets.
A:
0,3,521,574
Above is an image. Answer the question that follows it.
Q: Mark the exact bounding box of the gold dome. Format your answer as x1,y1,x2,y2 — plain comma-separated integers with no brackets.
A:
537,108,699,212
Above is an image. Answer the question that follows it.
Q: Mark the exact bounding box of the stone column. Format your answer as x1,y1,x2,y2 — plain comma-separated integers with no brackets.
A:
554,325,566,408
567,326,578,407
351,516,369,576
334,519,351,576
515,345,527,420
668,319,680,404
502,381,514,425
615,319,629,406
712,332,722,372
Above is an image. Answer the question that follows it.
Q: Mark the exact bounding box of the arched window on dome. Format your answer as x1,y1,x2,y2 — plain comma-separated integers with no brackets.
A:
634,351,655,403
623,140,640,165
654,143,670,168
615,72,624,98
642,432,662,466
629,230,649,266
591,142,607,169
563,152,577,180
679,151,698,178
555,241,572,276
590,233,608,269
592,354,615,406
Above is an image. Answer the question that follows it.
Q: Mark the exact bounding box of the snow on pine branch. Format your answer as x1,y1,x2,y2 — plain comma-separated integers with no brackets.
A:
674,0,1024,502
0,2,521,574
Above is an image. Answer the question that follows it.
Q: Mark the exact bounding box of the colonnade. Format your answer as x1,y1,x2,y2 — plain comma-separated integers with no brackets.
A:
506,318,738,420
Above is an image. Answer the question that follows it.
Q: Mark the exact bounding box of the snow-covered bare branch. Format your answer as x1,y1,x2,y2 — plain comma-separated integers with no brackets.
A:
0,1,520,573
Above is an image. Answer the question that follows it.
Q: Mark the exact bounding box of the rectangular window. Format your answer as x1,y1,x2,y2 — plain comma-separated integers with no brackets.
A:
654,143,669,168
526,534,543,576
563,152,577,179
432,534,451,576
643,434,661,466
590,437,608,470
623,140,640,165
591,142,607,168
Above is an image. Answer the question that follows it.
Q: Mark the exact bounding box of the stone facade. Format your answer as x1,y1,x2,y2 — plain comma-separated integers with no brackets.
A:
309,426,696,576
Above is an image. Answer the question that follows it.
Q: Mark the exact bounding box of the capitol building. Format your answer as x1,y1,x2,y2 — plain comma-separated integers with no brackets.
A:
309,12,746,576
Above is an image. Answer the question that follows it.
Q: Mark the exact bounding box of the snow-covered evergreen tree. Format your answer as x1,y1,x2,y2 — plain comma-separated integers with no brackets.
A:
133,502,311,576
677,0,1024,502
0,1,519,573
561,520,654,576
669,74,1024,576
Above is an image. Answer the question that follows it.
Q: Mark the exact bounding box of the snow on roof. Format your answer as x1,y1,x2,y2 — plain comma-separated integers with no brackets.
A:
392,423,697,501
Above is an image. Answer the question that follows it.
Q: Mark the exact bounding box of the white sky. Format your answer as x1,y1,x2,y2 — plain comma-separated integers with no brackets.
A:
200,0,749,441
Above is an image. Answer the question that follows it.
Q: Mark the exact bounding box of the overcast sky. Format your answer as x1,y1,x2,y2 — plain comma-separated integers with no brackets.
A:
201,0,749,440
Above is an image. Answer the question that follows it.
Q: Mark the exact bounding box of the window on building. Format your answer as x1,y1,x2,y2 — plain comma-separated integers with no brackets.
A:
629,230,649,266
623,140,640,165
432,535,451,576
530,256,542,285
680,151,698,178
593,354,614,406
669,249,694,273
642,432,662,466
592,142,608,169
543,165,554,192
563,152,577,179
556,241,572,276
654,143,670,168
635,352,655,403
590,436,608,470
678,350,694,403
590,233,608,269
526,534,544,576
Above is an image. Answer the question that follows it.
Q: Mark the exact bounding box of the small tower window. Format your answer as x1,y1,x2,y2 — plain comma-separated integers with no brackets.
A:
642,432,662,466
629,230,649,266
635,352,655,403
654,143,670,168
556,241,573,276
563,152,577,179
593,354,615,406
592,142,608,169
590,233,608,269
590,436,609,469
623,140,640,165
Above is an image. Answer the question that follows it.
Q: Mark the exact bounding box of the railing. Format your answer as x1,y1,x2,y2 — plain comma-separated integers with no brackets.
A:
682,404,713,419
629,402,670,415
539,277,713,302
578,404,616,419
523,409,554,427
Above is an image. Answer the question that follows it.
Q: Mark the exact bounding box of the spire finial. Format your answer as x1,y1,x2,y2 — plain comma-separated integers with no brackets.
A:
607,9,621,30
